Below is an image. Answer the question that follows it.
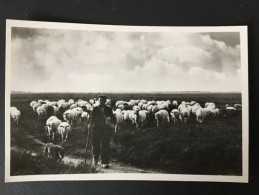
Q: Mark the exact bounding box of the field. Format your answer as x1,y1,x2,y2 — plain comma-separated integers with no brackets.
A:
9,92,242,176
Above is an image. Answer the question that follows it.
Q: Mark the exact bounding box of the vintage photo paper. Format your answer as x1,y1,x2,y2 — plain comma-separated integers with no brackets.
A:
5,20,248,183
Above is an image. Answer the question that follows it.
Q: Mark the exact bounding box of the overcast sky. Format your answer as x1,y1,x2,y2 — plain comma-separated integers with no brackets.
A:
11,27,241,92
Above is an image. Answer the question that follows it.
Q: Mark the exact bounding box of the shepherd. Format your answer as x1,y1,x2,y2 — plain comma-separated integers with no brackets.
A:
87,95,115,168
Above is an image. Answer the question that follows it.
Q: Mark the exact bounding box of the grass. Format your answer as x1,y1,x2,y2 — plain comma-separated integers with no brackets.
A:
112,115,242,175
11,150,96,175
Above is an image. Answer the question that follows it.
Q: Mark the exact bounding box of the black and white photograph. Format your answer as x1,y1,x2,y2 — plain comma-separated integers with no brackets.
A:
5,20,248,183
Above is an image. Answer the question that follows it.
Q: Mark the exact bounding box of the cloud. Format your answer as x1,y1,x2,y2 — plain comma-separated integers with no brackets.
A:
11,28,241,92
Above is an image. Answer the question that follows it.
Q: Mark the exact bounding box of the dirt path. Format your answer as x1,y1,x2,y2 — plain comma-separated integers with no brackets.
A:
11,126,158,174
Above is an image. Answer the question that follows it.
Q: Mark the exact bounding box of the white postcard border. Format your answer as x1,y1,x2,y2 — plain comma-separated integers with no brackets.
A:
5,20,249,183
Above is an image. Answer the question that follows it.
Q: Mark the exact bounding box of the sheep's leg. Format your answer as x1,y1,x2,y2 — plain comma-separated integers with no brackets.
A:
64,131,68,143
52,132,55,141
136,121,138,128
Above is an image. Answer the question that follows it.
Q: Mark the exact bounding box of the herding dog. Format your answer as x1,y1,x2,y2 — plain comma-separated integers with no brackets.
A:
44,143,65,163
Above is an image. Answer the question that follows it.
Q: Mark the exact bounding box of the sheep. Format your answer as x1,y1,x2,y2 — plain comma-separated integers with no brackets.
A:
44,143,65,163
105,98,112,107
123,110,132,124
32,103,41,112
190,101,197,106
57,99,66,107
117,104,125,110
38,99,43,104
81,104,93,114
151,104,163,114
71,108,83,125
137,110,148,128
48,101,58,107
207,102,216,109
93,101,100,107
10,107,17,112
147,100,156,106
170,109,182,124
161,102,170,110
58,102,70,112
205,102,210,108
58,122,72,144
147,105,154,113
77,100,88,107
190,103,202,116
141,104,149,110
178,102,186,111
140,99,147,104
81,111,90,126
45,116,62,141
30,101,37,108
196,107,216,123
196,108,209,123
70,103,78,109
215,108,221,117
138,102,144,108
178,103,190,123
172,100,178,109
10,109,21,124
89,99,95,105
155,110,170,127
36,105,46,119
115,100,126,107
114,109,124,132
129,110,138,128
224,104,237,117
68,99,75,105
133,105,141,112
63,109,75,125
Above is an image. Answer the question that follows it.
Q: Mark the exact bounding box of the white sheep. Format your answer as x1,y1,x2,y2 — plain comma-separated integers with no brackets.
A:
10,109,21,124
123,110,131,123
30,101,37,108
45,116,62,141
196,107,215,123
114,109,124,132
32,103,41,112
81,111,90,126
155,110,170,127
170,109,182,124
178,104,190,123
58,122,72,144
36,105,46,119
68,99,75,105
129,110,138,128
137,110,148,128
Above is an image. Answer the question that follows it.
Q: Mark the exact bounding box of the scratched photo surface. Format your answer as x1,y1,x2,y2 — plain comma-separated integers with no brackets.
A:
5,21,248,182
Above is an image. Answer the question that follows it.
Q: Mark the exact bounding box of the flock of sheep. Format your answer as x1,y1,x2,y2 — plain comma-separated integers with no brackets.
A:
113,100,241,130
10,97,242,163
